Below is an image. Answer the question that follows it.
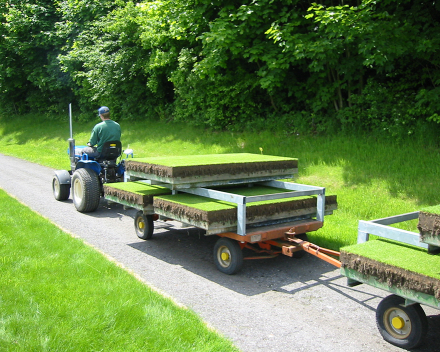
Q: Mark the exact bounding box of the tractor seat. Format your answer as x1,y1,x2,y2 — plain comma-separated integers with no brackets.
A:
98,141,122,162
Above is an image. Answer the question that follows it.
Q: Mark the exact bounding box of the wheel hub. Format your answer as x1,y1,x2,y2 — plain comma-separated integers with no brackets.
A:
218,246,232,268
73,178,83,201
384,308,411,338
392,316,405,330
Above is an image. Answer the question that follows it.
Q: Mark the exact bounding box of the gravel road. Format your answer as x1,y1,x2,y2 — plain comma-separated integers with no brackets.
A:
1,153,439,352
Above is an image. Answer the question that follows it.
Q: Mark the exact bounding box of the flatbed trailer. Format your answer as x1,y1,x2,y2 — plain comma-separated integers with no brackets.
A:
104,154,440,348
340,212,440,349
104,153,339,274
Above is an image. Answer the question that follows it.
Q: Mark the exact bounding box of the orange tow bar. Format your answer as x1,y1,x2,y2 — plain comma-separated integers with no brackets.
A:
284,233,341,268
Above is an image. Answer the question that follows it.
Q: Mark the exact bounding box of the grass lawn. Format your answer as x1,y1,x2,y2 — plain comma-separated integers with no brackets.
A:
2,113,439,249
0,189,239,351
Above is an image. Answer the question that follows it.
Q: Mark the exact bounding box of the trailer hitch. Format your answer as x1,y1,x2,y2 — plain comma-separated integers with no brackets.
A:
284,234,341,268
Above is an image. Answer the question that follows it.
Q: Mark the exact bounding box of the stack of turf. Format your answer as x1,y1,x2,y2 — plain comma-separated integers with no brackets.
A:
125,153,298,186
340,240,440,300
417,205,440,246
103,181,171,207
153,185,337,233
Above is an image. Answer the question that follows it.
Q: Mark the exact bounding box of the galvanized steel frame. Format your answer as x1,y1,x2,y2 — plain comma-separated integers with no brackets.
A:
179,180,325,236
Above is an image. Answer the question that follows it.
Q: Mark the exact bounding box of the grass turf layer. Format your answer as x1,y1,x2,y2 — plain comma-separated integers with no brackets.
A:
153,186,337,229
125,153,298,180
340,239,440,299
130,153,296,167
420,205,440,214
103,181,171,206
155,186,313,211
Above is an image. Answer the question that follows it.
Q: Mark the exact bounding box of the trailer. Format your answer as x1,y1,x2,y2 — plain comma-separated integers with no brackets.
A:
340,212,440,349
103,153,339,274
102,153,439,348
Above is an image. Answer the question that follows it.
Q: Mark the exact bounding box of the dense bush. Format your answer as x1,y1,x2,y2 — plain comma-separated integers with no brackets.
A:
1,0,440,138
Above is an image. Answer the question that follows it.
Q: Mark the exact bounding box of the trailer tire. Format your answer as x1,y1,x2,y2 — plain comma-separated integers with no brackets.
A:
72,168,100,213
214,238,243,275
376,294,428,349
135,211,154,240
52,176,70,201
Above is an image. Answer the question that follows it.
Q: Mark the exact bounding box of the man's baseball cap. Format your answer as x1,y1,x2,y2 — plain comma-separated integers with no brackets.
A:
98,106,110,115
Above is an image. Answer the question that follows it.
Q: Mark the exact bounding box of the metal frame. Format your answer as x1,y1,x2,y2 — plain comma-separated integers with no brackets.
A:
124,172,326,237
179,180,325,236
357,211,440,253
357,212,427,247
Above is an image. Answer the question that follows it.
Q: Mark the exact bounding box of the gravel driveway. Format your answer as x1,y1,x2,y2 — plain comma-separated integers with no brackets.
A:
1,153,439,352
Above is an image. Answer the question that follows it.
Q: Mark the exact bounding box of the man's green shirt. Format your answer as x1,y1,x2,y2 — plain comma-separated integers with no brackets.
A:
89,120,121,152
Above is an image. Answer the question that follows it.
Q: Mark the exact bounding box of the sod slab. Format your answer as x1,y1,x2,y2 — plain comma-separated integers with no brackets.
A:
153,185,337,234
103,181,171,206
125,153,298,185
340,239,440,299
417,205,440,245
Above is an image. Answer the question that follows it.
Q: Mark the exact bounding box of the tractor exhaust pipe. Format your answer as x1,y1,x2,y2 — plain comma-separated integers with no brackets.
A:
68,103,76,171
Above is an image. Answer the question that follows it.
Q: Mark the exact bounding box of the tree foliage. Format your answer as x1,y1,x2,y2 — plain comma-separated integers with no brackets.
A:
0,0,439,136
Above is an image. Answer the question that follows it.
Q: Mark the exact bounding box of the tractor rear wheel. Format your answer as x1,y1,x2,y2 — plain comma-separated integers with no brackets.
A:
72,168,100,213
52,176,70,201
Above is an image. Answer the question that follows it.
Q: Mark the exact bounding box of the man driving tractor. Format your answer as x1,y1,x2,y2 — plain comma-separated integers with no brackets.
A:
82,106,121,159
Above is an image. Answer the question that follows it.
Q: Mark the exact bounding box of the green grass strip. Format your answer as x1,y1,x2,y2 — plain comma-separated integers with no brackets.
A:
420,204,440,214
104,181,171,195
341,239,440,280
0,189,238,352
132,153,296,167
156,186,310,212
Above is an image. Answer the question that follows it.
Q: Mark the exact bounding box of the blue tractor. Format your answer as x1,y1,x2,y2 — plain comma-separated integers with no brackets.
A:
52,110,130,212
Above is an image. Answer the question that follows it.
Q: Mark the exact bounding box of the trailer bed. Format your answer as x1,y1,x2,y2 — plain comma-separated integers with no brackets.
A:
341,239,440,308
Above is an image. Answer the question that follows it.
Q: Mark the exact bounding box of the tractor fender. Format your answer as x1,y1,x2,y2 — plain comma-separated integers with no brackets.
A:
75,160,102,176
54,169,71,185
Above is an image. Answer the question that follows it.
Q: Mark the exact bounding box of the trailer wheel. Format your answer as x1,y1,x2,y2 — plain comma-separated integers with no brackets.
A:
72,168,100,213
52,176,70,201
213,238,243,275
376,294,428,349
135,211,154,240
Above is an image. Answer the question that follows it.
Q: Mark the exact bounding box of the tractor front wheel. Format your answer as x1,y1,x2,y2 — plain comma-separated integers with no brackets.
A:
52,176,70,201
72,168,101,213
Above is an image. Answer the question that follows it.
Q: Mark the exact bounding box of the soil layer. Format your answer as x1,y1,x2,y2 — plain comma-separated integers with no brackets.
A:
153,193,337,227
103,182,171,206
341,241,440,300
125,153,298,181
417,210,440,242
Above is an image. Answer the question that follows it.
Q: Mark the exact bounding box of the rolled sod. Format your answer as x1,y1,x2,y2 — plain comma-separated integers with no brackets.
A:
153,185,337,232
417,205,440,243
341,239,440,299
103,181,171,206
125,153,298,184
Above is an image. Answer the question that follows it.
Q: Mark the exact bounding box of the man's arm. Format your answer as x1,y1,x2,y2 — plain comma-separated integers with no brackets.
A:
88,127,99,146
